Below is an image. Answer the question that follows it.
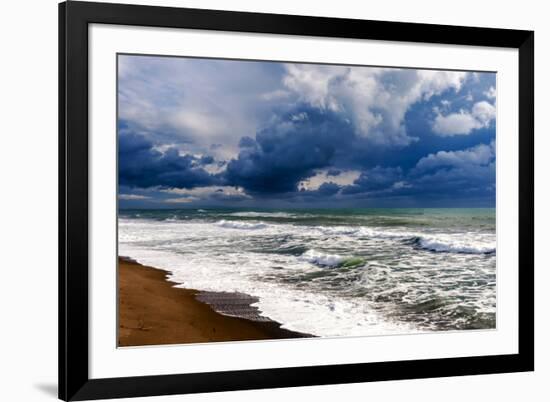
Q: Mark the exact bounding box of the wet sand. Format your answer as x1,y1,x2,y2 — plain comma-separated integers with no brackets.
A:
118,257,310,346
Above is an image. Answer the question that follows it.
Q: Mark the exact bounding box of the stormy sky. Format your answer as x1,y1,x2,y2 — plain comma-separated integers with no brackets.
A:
118,54,496,208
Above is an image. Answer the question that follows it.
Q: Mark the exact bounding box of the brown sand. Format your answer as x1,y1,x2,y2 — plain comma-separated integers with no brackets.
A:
118,257,309,346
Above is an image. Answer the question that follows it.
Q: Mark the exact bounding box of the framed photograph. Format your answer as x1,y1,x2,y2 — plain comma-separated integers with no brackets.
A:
59,1,534,400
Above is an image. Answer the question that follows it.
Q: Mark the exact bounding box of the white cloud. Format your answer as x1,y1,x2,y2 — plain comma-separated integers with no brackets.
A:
168,110,227,138
415,141,495,171
202,162,227,175
291,112,308,121
432,112,479,136
260,89,291,101
299,169,361,191
282,65,468,146
118,194,151,200
472,101,496,123
484,86,496,99
432,101,496,136
163,196,199,204
162,186,252,203
118,55,286,160
282,64,343,110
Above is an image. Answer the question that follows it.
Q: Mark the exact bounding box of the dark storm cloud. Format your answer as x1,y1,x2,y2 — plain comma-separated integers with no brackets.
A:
224,107,355,193
342,167,403,195
118,56,497,207
335,141,496,205
222,102,495,207
403,143,496,202
326,169,342,177
119,128,221,189
199,155,215,165
315,182,341,196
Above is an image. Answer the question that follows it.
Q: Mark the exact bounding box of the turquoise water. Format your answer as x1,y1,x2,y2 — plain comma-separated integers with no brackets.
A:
119,208,496,336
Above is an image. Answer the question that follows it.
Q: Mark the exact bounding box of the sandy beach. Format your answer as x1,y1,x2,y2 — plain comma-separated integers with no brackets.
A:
118,257,308,346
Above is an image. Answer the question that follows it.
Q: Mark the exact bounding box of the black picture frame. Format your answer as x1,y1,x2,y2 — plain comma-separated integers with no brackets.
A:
59,1,534,400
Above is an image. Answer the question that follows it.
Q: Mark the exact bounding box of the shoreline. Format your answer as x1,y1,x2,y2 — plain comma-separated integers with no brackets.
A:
118,256,312,347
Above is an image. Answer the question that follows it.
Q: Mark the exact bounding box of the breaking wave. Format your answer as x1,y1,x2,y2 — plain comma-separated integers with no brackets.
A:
216,220,268,230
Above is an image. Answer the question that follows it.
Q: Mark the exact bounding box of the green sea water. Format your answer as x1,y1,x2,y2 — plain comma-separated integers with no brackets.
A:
119,208,496,336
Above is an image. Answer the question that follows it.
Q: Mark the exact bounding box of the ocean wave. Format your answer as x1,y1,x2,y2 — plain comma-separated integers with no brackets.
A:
316,225,495,255
317,226,361,236
119,215,495,335
412,236,495,254
216,220,267,230
227,211,299,218
299,249,366,268
123,216,495,255
299,249,344,267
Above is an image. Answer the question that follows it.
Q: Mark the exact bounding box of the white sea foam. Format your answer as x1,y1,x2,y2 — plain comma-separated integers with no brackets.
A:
216,220,267,230
118,244,414,336
227,211,298,218
118,219,417,336
315,226,495,255
299,249,345,267
416,235,495,254
118,216,495,335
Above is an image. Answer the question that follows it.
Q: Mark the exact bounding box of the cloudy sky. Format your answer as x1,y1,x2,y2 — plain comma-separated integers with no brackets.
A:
118,54,496,209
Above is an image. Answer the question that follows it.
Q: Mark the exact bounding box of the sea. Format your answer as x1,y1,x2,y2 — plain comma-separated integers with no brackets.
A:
118,208,496,337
